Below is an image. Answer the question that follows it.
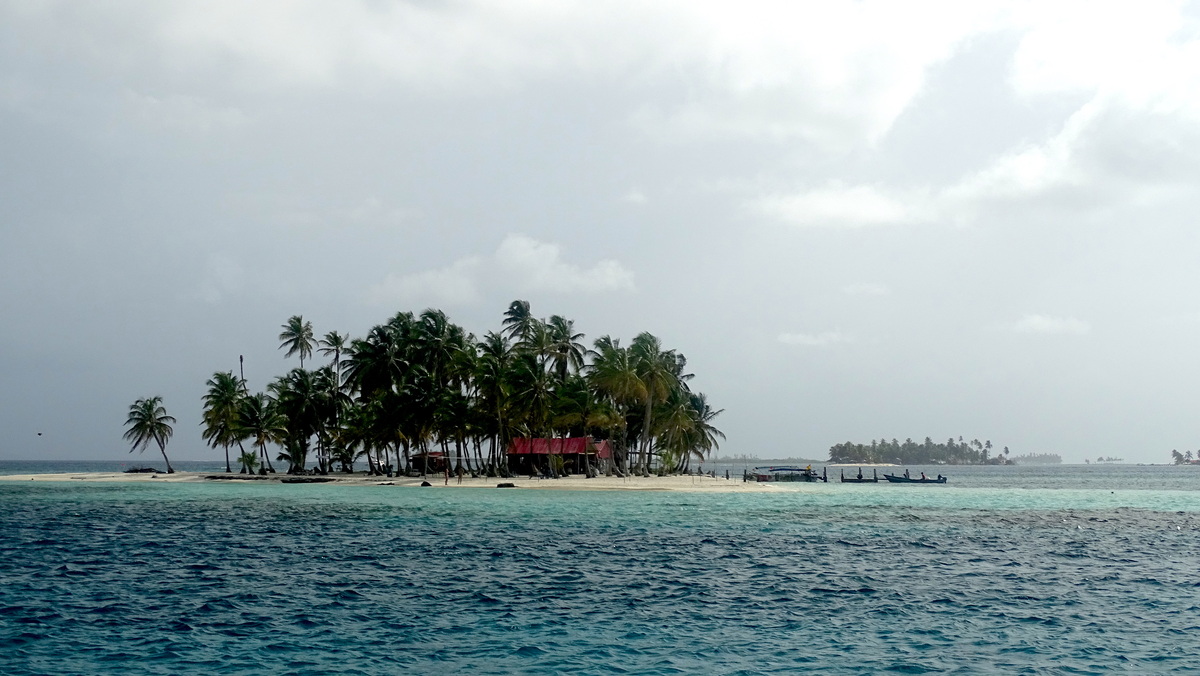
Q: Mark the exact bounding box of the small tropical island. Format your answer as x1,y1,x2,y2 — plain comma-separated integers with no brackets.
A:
124,300,725,481
1010,452,1062,465
827,437,1016,465
1171,450,1200,465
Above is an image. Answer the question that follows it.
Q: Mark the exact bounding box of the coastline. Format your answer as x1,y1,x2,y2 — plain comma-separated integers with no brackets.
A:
0,471,785,492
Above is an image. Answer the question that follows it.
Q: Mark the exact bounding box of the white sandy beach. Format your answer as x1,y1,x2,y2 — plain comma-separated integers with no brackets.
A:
0,471,786,492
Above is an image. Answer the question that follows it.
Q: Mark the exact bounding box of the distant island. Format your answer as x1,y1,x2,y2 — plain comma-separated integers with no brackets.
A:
828,437,1014,465
1010,453,1062,465
1171,450,1200,465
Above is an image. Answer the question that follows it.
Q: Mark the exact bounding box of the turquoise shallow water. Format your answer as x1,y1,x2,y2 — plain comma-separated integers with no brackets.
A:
2,466,1199,674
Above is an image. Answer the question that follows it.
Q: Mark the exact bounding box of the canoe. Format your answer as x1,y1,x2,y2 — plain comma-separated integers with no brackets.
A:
882,473,947,484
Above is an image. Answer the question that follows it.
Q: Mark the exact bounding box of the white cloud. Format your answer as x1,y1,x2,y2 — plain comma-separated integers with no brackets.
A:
368,235,635,306
495,235,636,294
778,331,852,347
622,189,648,205
758,88,1200,229
4,1,1007,150
753,183,925,228
1009,314,1091,336
629,1,1002,147
842,282,891,297
368,257,484,307
1008,2,1197,103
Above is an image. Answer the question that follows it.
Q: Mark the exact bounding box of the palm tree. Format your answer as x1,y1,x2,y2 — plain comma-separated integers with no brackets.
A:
237,449,259,474
279,315,316,367
475,331,513,475
684,392,725,466
317,331,348,470
239,393,285,474
201,371,245,473
509,352,555,474
546,315,586,384
630,332,679,474
344,324,408,400
270,368,324,473
587,336,641,474
502,299,536,342
123,396,176,473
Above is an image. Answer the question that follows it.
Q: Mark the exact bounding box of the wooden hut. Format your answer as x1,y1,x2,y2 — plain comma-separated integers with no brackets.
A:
507,437,612,476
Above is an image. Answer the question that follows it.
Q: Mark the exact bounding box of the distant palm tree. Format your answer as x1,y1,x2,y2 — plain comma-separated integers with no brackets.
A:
202,371,245,473
270,368,328,473
475,331,513,474
123,396,176,473
317,333,348,470
546,315,586,384
237,450,259,474
279,315,316,367
239,393,285,474
630,332,679,474
588,335,640,474
502,300,535,342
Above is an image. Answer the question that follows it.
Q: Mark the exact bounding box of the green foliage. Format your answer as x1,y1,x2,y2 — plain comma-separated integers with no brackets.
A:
237,450,259,474
278,315,316,367
202,371,246,473
828,437,1013,465
191,303,724,477
123,396,177,473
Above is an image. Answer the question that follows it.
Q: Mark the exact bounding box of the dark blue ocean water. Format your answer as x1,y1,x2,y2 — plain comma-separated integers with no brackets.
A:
2,467,1200,674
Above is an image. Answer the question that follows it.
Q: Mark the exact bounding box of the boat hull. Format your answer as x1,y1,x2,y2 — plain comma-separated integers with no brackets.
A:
882,474,946,484
749,467,827,482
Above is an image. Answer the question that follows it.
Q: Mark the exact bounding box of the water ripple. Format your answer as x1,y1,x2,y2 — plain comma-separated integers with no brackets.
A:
2,483,1200,674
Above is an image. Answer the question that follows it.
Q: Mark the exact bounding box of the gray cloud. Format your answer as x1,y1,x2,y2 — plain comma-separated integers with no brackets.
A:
4,1,1200,464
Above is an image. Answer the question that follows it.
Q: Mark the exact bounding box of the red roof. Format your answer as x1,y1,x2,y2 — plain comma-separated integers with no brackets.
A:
507,437,612,459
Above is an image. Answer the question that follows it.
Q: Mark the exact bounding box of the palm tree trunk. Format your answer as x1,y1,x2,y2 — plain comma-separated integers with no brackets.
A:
640,399,654,475
157,441,175,474
224,443,231,473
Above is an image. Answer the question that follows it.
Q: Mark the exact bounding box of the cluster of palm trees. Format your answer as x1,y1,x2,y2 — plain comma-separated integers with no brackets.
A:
190,301,723,477
828,436,1012,465
1171,449,1199,465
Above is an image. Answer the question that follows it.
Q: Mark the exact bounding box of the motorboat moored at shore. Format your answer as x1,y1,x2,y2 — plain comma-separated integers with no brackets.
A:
747,466,827,482
882,472,947,484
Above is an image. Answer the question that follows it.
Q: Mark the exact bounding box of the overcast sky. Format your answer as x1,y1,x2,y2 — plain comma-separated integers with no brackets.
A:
4,1,1200,464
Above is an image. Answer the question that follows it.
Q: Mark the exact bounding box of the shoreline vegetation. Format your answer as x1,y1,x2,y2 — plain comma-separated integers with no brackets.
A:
828,438,1019,465
126,301,725,481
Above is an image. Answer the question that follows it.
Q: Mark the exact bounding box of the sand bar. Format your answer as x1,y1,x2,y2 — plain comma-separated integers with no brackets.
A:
0,471,786,492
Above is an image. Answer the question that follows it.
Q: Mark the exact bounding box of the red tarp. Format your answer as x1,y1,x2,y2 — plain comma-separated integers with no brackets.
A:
507,437,612,459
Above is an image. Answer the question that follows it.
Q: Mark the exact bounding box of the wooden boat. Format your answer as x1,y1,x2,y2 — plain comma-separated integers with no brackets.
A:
882,473,947,484
748,466,827,482
840,468,878,483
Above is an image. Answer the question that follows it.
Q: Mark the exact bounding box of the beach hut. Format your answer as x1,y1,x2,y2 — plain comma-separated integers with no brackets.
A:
507,437,612,476
409,450,446,475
